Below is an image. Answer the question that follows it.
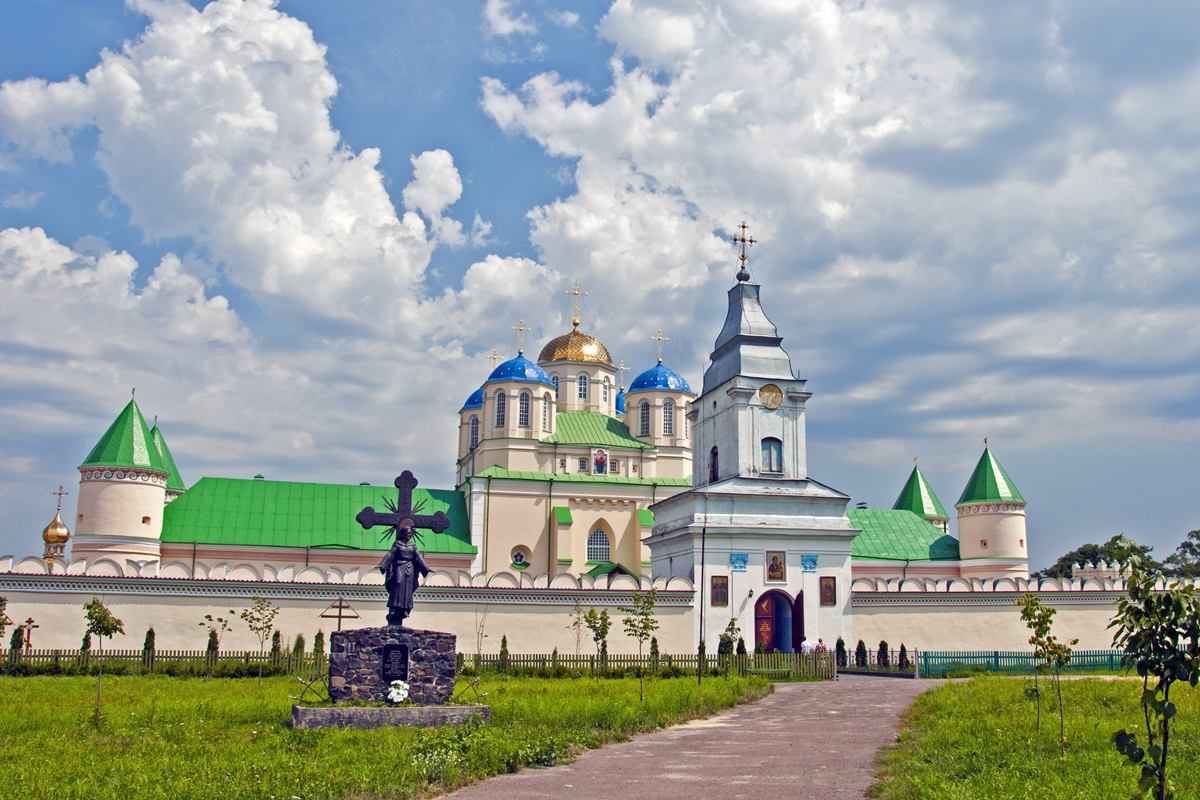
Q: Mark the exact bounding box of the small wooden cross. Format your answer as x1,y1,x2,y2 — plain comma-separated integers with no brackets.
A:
52,486,68,509
564,281,588,328
23,617,38,651
319,597,361,632
651,330,669,364
511,319,531,354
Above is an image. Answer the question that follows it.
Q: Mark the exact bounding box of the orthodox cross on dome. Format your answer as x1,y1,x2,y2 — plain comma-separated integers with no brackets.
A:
355,471,451,545
511,319,531,354
564,280,588,329
52,485,68,509
486,349,500,369
617,360,630,389
651,330,669,364
730,222,756,282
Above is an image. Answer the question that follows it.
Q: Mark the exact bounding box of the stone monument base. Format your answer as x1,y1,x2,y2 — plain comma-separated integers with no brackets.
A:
329,626,456,705
291,704,489,730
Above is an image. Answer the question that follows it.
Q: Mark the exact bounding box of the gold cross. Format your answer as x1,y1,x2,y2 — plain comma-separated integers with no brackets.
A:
512,320,532,354
52,486,68,509
564,281,588,329
617,360,630,389
731,222,756,279
486,349,500,369
651,330,669,364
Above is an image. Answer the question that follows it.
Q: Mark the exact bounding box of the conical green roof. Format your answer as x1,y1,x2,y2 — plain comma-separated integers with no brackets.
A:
80,400,168,473
150,424,186,492
956,447,1024,505
892,463,948,520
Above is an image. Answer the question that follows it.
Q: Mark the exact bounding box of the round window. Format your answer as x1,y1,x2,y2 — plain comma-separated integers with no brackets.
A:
511,547,531,566
512,550,526,565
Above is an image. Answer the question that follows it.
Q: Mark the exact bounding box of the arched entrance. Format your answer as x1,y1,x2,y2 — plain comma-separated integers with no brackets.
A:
753,590,795,653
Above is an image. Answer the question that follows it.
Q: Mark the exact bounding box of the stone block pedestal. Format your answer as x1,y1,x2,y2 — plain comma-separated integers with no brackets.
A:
329,627,456,705
291,704,489,730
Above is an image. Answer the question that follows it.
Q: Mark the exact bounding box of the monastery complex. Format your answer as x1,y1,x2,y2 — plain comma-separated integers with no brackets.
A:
2,247,1133,655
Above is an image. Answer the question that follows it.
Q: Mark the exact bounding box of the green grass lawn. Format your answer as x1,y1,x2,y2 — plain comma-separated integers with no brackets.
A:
872,677,1200,799
0,673,769,799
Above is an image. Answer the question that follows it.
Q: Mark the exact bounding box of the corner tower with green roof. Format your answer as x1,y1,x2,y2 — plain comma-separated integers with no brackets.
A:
72,398,171,569
954,445,1029,580
149,423,187,501
892,462,949,533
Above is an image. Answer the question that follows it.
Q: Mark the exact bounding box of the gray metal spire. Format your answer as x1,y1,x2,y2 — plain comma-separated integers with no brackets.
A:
700,280,795,395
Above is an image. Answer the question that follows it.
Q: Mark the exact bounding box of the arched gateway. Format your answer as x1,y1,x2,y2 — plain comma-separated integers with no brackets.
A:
754,590,804,653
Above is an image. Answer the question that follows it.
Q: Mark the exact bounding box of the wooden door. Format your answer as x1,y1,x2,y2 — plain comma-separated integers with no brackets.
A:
755,594,775,652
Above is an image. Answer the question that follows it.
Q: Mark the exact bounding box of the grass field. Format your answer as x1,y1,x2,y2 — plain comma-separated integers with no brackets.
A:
871,677,1200,799
0,673,769,799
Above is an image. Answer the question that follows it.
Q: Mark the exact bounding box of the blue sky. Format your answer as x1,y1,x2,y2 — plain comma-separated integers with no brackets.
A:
1,0,1198,570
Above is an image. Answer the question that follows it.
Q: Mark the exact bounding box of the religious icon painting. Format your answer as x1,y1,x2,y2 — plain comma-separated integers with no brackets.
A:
593,449,607,475
820,576,837,606
711,575,729,607
765,551,786,583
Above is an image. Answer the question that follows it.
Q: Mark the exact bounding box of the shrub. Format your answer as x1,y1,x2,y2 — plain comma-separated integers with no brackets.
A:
313,629,325,654
736,637,747,656
836,637,847,667
498,635,509,673
856,640,868,667
898,643,909,670
292,633,305,657
878,640,890,668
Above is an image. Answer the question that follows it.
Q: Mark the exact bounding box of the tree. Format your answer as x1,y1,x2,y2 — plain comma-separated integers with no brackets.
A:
1163,530,1200,578
313,629,325,655
0,596,11,643
835,637,847,668
650,636,660,672
269,630,283,663
83,597,124,725
1032,534,1158,579
1109,537,1200,800
142,627,156,671
620,589,660,699
292,633,306,658
567,600,587,656
855,639,868,667
583,607,611,677
199,613,230,678
9,625,23,652
898,643,910,670
239,597,280,685
878,640,890,668
717,616,741,679
498,634,509,673
1015,592,1077,754
736,636,747,656
81,631,92,652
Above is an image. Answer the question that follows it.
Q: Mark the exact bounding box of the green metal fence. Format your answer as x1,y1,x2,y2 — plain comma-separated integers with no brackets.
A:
919,649,1128,678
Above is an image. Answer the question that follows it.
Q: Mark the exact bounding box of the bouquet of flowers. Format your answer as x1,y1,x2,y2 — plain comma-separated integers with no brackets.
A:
386,679,410,704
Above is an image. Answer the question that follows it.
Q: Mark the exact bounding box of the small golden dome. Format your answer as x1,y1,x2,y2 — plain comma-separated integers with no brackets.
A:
42,509,70,546
538,327,613,365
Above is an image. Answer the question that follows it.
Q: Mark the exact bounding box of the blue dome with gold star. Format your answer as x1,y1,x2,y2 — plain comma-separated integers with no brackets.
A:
461,387,485,410
484,354,556,386
629,363,694,394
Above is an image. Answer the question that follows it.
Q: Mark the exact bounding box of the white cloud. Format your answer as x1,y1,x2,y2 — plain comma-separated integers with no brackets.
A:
402,149,466,247
484,0,536,37
2,190,44,209
548,10,580,28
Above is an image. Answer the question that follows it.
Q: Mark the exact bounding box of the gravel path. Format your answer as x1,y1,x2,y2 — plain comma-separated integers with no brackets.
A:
448,675,939,800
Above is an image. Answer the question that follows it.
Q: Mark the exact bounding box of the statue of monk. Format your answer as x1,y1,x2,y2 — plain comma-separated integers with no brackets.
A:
378,522,430,626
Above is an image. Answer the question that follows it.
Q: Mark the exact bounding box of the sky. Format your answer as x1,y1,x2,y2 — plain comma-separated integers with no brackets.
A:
1,0,1198,571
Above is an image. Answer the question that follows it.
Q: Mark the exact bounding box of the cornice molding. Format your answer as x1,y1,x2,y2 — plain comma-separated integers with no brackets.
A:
852,591,1125,607
79,466,169,487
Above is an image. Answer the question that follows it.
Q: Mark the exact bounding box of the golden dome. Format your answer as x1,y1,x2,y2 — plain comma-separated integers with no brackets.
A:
537,326,613,365
42,509,70,546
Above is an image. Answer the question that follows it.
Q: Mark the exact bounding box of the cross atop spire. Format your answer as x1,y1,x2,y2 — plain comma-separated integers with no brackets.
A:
731,222,756,282
486,349,500,369
52,486,68,510
617,360,630,390
564,281,588,329
651,330,669,364
512,320,531,354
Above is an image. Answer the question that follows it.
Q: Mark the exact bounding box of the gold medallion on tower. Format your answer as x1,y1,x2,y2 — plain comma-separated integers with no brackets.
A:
759,384,782,409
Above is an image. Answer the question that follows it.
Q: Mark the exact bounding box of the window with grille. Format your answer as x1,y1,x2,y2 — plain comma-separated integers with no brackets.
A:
518,391,531,427
762,437,782,474
577,373,588,399
587,528,611,562
639,401,650,436
663,400,674,435
495,392,506,427
579,457,587,472
551,374,559,399
610,459,619,473
543,394,551,430
469,416,479,448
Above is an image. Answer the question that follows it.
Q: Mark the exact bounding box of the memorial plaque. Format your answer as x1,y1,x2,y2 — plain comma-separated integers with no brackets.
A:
381,643,409,683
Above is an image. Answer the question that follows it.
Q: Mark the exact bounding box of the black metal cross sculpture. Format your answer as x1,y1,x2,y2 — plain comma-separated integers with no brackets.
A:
355,470,450,543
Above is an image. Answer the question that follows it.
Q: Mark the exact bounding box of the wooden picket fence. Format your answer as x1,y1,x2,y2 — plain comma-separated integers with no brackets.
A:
2,647,327,676
458,651,837,680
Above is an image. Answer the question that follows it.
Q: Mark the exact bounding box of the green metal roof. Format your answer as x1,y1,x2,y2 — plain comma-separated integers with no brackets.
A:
848,509,960,561
892,463,947,520
150,425,186,492
956,447,1025,506
80,399,168,473
161,477,474,554
585,561,636,578
540,411,655,450
636,509,655,527
473,465,690,487
553,506,573,525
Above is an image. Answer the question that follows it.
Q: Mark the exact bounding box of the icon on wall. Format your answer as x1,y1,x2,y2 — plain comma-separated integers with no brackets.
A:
765,551,786,583
820,576,837,606
593,449,607,475
711,575,728,607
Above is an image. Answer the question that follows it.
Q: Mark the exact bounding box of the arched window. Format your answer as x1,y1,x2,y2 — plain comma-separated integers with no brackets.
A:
603,376,609,403
542,394,551,430
587,528,611,562
762,437,783,474
577,373,589,400
518,391,531,427
469,416,479,449
495,392,506,428
551,374,559,399
709,446,719,483
684,403,690,438
663,400,674,435
639,401,651,436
